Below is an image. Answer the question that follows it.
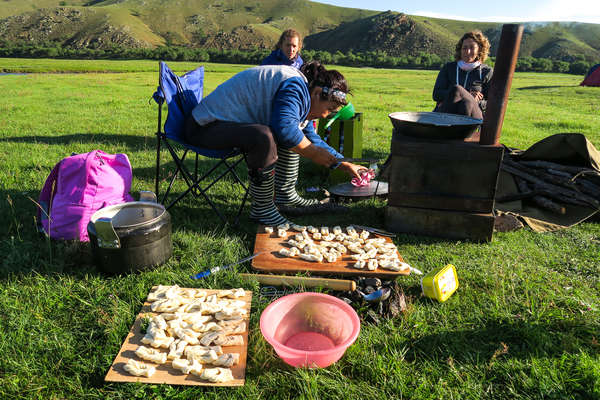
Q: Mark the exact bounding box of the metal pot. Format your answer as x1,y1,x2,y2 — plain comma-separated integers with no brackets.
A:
87,192,172,274
389,112,482,140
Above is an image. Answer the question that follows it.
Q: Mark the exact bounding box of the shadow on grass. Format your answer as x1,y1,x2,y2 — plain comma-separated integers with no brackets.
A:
4,133,153,152
135,155,249,182
403,317,600,363
0,187,100,278
516,85,575,91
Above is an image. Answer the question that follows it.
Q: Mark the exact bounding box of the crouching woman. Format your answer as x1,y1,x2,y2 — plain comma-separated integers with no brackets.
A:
183,61,363,226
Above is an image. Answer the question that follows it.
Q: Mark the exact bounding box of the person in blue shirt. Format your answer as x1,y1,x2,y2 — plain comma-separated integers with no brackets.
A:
261,29,304,69
183,61,363,226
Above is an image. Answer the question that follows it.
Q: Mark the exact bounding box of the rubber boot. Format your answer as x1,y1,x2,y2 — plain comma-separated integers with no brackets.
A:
274,148,348,216
274,147,320,207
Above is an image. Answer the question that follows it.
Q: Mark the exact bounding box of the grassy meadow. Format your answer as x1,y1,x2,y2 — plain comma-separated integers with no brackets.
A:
0,58,599,399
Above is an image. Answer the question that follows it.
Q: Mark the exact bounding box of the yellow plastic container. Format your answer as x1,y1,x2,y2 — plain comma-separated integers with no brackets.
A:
421,264,459,302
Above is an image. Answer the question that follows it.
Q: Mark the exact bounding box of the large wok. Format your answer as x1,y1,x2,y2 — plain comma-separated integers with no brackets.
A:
389,112,482,140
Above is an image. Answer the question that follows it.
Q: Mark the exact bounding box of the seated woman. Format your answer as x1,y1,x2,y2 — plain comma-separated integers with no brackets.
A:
183,61,363,226
261,29,304,69
432,30,493,120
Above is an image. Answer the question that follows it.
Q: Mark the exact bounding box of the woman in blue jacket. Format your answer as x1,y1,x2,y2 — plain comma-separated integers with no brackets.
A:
261,29,304,69
183,61,362,226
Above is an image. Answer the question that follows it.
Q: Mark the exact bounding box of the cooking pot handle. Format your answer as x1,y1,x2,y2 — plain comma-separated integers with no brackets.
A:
139,191,157,203
95,217,121,249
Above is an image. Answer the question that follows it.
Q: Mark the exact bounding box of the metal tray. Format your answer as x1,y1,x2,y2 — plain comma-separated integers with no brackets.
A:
389,111,482,140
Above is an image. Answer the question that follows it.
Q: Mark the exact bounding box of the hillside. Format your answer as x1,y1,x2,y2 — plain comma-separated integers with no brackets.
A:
0,0,598,62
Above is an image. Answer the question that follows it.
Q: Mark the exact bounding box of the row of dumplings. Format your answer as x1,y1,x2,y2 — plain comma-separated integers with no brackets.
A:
123,285,248,383
268,225,409,272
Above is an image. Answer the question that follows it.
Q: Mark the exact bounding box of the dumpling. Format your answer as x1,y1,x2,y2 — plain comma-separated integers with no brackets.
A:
135,345,167,364
172,358,203,375
199,367,235,383
214,335,244,346
212,353,240,367
167,339,188,360
123,358,156,377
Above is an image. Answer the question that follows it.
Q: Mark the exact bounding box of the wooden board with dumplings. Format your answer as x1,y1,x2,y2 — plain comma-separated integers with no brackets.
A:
252,224,410,277
105,286,252,386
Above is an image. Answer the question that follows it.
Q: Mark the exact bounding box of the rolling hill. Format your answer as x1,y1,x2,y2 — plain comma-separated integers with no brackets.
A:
0,0,598,62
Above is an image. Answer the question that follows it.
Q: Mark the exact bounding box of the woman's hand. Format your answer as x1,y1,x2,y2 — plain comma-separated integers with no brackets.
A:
470,90,484,102
337,162,363,179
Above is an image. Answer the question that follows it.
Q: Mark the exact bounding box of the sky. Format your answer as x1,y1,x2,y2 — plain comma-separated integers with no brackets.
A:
314,0,600,24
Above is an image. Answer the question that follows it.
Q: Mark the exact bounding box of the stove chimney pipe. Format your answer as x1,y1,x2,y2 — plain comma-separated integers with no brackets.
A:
479,24,524,146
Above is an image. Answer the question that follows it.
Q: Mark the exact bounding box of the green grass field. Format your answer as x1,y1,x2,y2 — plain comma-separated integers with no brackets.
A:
0,58,599,399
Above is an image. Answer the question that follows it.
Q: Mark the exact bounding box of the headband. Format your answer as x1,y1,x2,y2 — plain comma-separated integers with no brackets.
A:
321,86,347,104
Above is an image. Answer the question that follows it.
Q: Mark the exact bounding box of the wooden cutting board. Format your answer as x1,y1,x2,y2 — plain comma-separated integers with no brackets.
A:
105,288,252,386
252,226,410,277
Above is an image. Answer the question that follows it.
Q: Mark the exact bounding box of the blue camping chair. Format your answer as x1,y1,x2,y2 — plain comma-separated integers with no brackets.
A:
152,61,249,225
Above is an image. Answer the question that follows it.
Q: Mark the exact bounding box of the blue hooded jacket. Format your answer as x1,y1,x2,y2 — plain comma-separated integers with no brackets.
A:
261,49,304,69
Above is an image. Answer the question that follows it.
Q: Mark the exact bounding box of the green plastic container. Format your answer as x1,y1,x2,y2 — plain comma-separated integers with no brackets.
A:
317,113,363,183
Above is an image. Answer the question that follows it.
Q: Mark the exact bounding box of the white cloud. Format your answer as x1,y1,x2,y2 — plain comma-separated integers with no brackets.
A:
529,0,600,23
410,1,599,24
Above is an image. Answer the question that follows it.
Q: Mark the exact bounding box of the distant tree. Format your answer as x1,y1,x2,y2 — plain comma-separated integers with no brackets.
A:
314,50,332,64
193,48,210,62
332,50,345,65
553,60,569,73
531,57,553,72
301,49,315,62
569,60,591,75
516,57,533,72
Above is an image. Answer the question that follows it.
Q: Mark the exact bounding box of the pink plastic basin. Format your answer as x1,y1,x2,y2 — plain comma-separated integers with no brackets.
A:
260,292,360,368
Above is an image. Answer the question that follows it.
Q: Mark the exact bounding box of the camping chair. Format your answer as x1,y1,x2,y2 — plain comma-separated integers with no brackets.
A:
152,61,249,225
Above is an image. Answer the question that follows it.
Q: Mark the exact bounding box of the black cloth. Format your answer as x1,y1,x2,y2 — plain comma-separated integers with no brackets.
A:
434,84,483,120
433,61,493,113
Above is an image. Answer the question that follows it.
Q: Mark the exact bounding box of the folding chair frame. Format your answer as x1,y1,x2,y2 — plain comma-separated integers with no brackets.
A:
154,102,250,226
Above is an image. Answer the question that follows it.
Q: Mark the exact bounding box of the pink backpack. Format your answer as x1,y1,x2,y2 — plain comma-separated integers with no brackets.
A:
38,150,134,241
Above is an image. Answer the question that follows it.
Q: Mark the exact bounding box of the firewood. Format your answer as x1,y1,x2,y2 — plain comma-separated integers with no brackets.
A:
507,157,600,200
505,159,579,192
502,163,599,209
577,179,600,197
513,176,566,214
533,187,590,208
546,169,573,179
518,160,600,176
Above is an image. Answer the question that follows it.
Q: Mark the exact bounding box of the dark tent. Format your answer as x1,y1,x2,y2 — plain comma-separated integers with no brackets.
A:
581,63,600,86
585,64,600,77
